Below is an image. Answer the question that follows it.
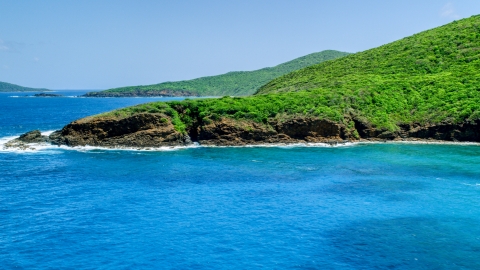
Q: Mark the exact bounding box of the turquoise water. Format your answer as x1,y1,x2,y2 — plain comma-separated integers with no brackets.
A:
1,91,480,269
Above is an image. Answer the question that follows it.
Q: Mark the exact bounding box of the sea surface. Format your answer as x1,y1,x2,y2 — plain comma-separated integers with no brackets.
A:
1,91,480,269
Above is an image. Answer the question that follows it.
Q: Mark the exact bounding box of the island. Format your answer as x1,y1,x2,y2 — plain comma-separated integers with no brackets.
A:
9,15,480,148
33,93,63,97
83,50,350,97
0,81,50,92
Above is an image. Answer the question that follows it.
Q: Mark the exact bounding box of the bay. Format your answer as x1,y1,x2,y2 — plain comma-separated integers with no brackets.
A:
1,91,480,269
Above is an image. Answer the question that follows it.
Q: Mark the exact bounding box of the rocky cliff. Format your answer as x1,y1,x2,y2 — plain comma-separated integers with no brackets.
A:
29,113,480,148
45,114,348,147
49,113,190,147
194,118,346,146
353,118,480,142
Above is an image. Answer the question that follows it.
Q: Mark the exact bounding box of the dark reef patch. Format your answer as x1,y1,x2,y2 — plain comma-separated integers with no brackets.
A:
325,217,480,269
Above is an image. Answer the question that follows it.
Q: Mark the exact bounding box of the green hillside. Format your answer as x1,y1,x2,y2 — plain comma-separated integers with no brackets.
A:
86,50,349,97
95,15,480,134
0,81,50,92
258,19,480,95
251,15,480,129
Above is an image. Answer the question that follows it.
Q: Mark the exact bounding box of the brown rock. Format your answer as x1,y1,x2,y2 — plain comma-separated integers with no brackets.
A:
197,117,348,146
46,112,480,149
50,113,190,147
18,130,48,143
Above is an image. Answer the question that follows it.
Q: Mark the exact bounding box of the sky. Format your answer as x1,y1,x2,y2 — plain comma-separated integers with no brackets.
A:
1,1,480,90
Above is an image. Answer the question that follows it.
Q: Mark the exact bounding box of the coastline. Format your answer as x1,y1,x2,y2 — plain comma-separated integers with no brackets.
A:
3,111,479,151
2,132,480,153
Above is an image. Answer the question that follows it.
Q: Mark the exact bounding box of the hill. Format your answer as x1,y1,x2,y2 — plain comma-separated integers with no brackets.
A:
85,50,350,97
47,15,480,147
0,81,50,92
252,15,480,129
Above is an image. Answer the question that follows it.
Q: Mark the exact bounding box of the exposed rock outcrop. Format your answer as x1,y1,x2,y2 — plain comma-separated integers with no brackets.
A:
403,121,480,141
18,130,49,143
4,130,50,150
196,118,347,146
33,93,63,97
46,115,349,147
49,113,190,147
353,119,480,142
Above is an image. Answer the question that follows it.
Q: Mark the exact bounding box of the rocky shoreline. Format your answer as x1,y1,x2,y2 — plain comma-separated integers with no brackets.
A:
5,113,480,150
33,93,63,97
4,130,52,150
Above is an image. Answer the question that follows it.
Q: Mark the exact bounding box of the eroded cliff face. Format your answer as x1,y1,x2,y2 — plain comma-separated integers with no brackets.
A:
48,114,349,147
353,118,480,142
38,113,480,148
196,118,347,145
402,122,480,141
8,109,468,150
49,113,189,147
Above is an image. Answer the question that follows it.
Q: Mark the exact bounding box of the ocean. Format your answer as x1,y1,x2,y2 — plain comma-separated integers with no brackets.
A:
1,91,480,269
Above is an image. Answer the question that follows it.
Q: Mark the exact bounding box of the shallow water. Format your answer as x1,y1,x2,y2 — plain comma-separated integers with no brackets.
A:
1,91,480,269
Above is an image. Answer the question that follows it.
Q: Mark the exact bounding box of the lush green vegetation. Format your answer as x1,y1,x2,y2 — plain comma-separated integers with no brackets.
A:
95,15,480,133
0,81,50,92
89,50,349,96
97,92,349,132
255,15,480,128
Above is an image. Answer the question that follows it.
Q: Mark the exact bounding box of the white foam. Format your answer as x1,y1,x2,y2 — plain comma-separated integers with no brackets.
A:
41,130,56,136
368,140,480,146
56,143,202,152
0,131,57,153
0,135,18,146
461,183,480,187
0,140,54,154
199,142,358,149
0,138,357,154
0,137,203,153
0,142,53,153
2,131,480,154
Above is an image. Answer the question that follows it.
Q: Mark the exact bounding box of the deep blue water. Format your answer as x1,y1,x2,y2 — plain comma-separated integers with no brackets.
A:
1,91,480,269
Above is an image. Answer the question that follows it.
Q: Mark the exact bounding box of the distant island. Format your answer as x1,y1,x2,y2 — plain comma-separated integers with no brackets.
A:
0,81,50,92
33,93,63,97
84,50,350,97
10,15,480,148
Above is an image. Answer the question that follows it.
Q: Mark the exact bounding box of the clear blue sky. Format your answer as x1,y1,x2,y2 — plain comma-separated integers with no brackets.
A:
1,1,479,90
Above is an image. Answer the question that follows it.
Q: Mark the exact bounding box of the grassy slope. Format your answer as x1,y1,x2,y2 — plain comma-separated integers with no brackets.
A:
255,15,480,128
94,50,349,96
0,81,50,92
96,15,480,133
